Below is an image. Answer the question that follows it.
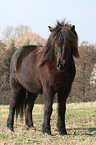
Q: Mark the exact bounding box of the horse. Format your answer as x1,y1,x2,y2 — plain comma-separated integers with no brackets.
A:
7,20,79,135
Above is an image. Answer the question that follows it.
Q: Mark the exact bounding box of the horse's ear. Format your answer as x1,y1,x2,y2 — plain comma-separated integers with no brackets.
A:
48,26,55,32
71,25,75,31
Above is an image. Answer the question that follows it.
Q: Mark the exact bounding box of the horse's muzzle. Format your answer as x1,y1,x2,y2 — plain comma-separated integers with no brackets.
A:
57,60,66,70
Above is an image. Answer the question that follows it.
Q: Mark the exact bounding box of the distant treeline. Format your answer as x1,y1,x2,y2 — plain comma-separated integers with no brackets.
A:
0,25,96,104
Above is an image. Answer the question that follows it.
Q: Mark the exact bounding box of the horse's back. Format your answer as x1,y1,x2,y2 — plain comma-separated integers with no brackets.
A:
10,45,40,73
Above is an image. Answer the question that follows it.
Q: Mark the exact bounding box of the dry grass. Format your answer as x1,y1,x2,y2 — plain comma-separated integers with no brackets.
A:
0,102,96,145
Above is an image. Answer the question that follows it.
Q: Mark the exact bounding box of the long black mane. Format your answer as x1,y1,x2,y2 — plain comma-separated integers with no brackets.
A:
38,20,79,66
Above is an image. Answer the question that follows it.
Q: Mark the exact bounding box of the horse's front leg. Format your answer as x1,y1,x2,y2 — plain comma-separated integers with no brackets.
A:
57,92,68,135
42,88,54,135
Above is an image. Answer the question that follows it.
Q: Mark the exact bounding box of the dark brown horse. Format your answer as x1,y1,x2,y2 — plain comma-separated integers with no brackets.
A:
7,20,79,135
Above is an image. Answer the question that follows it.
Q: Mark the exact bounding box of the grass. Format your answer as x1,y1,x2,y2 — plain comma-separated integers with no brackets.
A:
0,102,96,145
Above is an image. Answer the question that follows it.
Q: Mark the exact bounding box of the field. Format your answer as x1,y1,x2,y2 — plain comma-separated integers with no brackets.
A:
0,102,96,145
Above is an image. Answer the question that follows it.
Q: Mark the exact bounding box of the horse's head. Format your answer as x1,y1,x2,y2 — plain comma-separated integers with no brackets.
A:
48,20,79,70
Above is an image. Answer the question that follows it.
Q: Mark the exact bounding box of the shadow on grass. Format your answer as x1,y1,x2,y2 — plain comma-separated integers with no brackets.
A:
35,127,96,136
67,128,96,136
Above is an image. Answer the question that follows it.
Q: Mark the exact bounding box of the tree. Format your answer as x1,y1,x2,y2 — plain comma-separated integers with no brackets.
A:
15,25,31,38
15,32,46,48
2,25,46,48
2,26,14,41
0,40,17,104
70,42,96,102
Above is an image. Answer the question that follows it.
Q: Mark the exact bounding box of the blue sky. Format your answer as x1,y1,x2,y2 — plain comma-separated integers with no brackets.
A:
0,0,96,45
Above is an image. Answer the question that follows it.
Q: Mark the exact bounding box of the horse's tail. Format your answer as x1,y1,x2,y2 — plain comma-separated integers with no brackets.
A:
15,89,26,120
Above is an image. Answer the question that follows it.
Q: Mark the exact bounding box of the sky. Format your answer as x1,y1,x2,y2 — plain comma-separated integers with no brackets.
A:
0,0,96,45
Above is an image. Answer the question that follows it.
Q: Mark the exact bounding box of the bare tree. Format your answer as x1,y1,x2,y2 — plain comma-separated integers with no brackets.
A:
70,42,96,102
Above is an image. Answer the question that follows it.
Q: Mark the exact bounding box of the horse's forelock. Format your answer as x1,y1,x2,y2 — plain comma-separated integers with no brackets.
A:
38,21,79,67
50,24,79,58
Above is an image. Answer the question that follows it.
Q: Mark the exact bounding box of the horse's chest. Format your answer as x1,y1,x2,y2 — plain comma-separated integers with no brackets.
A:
51,72,74,92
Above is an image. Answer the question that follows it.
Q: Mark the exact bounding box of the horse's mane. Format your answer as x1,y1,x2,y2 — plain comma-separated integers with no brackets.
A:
37,20,79,66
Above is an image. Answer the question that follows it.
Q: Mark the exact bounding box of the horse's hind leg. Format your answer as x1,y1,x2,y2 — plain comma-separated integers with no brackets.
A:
25,92,37,130
7,77,25,132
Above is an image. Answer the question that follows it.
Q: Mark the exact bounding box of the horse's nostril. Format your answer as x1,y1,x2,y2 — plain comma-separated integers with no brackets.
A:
57,60,66,70
57,63,61,69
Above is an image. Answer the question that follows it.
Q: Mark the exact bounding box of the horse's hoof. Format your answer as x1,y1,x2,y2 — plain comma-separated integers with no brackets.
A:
44,132,51,135
27,126,36,130
29,126,36,130
43,130,51,135
60,130,67,135
7,127,14,132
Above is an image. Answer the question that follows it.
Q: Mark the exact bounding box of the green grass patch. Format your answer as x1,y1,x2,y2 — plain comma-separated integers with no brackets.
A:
0,102,96,144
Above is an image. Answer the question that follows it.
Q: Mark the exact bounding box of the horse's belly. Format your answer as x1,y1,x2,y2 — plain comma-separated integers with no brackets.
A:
23,80,42,94
17,72,42,94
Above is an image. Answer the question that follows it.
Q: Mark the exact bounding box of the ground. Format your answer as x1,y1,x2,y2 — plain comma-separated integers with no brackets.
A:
0,102,96,145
